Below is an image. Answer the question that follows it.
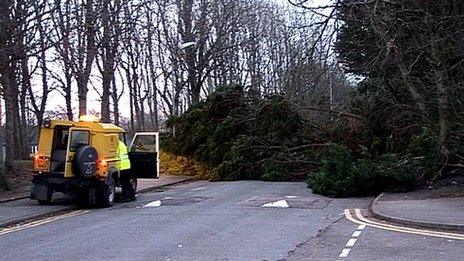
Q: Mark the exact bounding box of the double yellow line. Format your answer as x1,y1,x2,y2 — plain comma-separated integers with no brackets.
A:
344,209,464,241
0,210,90,237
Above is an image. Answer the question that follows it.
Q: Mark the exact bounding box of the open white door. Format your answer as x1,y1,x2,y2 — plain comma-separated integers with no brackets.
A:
128,132,159,179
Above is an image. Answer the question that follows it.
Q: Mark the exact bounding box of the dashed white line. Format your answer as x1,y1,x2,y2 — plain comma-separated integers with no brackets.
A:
338,216,366,258
346,238,357,247
339,248,351,258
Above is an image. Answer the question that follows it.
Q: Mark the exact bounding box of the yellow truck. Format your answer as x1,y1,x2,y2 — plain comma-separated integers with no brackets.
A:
31,116,159,207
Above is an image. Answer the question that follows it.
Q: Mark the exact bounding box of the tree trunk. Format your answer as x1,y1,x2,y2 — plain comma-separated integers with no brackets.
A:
65,73,73,120
126,67,135,132
19,57,31,157
1,69,23,167
111,74,120,125
146,17,159,131
100,0,113,123
77,0,98,117
436,68,449,157
0,126,7,190
77,80,88,117
132,64,142,131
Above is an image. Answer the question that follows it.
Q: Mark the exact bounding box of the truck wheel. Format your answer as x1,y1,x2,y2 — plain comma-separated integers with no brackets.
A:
121,177,137,202
38,197,52,205
76,190,90,208
32,183,53,205
37,190,53,205
97,176,115,208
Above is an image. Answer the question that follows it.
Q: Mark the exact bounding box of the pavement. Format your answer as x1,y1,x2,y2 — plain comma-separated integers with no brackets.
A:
0,175,193,228
371,187,464,232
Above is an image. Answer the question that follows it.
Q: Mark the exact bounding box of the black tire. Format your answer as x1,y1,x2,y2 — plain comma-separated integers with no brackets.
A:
121,177,137,202
97,176,115,208
73,145,98,179
76,191,90,208
37,190,53,205
33,183,53,205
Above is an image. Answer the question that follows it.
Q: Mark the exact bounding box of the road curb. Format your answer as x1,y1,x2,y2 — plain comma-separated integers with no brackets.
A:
137,177,194,194
0,195,30,204
0,207,76,229
0,177,195,229
370,193,464,233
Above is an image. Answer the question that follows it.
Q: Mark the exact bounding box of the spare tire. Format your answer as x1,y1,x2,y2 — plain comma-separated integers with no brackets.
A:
73,145,98,179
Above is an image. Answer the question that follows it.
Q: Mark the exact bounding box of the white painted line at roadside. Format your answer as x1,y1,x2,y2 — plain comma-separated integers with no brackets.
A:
192,187,205,191
262,200,289,208
346,238,357,247
352,231,362,237
357,224,366,230
338,248,351,258
143,200,162,208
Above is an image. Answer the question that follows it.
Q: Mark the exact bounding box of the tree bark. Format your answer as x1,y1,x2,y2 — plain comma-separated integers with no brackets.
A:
77,0,98,117
1,69,23,167
99,0,115,123
111,74,120,125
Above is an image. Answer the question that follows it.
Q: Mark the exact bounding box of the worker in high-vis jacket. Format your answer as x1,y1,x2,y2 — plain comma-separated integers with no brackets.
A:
118,140,131,171
118,140,135,201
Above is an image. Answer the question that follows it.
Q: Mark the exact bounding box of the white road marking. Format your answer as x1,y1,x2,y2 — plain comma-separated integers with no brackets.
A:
262,200,289,208
337,217,364,258
344,209,464,241
143,200,162,208
338,248,351,258
285,196,297,199
357,224,366,230
346,238,357,247
192,187,205,191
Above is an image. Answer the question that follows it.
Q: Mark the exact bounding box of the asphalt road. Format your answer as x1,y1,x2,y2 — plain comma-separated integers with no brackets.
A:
0,181,462,260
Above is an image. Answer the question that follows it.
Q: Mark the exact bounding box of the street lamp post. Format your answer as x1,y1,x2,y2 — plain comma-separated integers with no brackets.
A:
171,41,197,138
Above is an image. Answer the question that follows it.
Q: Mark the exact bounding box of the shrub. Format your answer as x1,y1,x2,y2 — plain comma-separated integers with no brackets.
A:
162,86,309,182
255,95,302,141
307,143,417,197
307,144,360,197
357,153,417,194
261,160,290,181
159,149,196,176
408,127,439,181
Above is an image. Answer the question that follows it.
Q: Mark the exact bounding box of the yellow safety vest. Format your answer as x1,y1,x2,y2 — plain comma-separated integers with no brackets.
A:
118,140,131,170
